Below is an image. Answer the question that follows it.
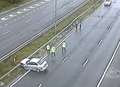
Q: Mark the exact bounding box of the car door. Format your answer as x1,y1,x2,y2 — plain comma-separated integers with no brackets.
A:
27,62,38,71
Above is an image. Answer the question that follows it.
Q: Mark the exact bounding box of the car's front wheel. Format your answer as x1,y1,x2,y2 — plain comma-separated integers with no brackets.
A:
36,69,40,72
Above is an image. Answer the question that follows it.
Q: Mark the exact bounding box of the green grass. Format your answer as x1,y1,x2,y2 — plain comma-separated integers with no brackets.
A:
0,0,31,12
1,67,26,87
0,0,103,86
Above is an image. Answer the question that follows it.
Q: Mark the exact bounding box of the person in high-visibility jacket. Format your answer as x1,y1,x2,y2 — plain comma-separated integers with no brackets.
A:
50,46,56,56
62,41,66,53
46,44,50,54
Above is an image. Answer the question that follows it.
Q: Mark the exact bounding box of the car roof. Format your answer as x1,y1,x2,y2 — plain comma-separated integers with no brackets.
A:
29,58,41,63
21,58,30,64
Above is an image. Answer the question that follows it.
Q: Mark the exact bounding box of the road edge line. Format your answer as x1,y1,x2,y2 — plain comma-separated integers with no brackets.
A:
97,40,120,87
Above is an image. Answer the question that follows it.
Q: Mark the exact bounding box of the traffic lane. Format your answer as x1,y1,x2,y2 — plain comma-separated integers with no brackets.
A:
100,46,120,87
0,0,85,31
12,5,119,87
73,12,120,87
0,0,46,17
0,0,85,58
99,16,120,87
13,17,119,87
0,0,114,57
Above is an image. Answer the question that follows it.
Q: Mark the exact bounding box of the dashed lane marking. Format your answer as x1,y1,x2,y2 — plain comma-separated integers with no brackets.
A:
1,17,8,21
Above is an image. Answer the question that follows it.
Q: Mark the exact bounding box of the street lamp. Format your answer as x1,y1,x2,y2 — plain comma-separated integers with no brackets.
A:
54,0,57,34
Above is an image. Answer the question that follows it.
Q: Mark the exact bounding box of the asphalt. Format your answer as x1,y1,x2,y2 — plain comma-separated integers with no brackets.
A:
100,42,120,87
9,0,120,87
0,0,85,58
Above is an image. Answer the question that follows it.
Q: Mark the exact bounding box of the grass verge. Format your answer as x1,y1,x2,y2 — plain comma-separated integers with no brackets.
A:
0,0,32,12
0,0,103,86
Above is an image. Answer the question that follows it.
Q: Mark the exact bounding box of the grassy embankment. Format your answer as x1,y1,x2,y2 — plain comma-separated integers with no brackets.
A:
0,0,31,12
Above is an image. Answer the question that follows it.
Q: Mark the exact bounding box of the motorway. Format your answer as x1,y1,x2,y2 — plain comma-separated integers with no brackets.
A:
10,0,120,87
0,0,85,58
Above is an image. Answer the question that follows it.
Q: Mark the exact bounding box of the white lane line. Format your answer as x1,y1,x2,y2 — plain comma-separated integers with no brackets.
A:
98,40,103,46
28,6,35,9
23,8,30,12
1,17,8,21
82,59,89,67
9,14,16,17
40,1,45,4
3,31,9,35
0,64,20,80
38,83,42,87
34,4,41,7
9,70,30,87
16,11,23,14
97,40,120,87
44,0,50,2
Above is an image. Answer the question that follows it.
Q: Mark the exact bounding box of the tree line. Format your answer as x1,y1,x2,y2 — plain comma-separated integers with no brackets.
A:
5,0,23,3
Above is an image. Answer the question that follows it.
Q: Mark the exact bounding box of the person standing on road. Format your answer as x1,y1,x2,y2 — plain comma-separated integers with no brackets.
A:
75,21,82,32
62,41,66,54
50,46,56,56
79,22,82,32
75,22,78,32
46,44,50,55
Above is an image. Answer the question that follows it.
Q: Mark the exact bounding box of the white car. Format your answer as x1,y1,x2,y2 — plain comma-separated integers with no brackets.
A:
20,58,48,72
104,0,112,6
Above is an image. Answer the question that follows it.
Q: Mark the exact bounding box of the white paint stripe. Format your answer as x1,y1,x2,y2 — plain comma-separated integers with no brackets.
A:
0,64,20,80
38,83,42,87
2,31,9,35
9,14,14,17
29,6,35,9
9,70,30,87
16,11,23,14
40,2,45,4
97,40,120,87
34,4,39,6
23,8,30,11
83,59,89,67
98,40,103,45
1,17,8,21
44,0,50,2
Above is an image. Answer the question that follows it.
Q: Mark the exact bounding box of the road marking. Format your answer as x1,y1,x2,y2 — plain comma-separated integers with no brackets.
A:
9,14,16,17
82,59,89,67
38,83,42,87
40,1,45,4
29,6,35,9
3,31,9,35
1,17,8,21
16,11,23,14
44,0,50,2
23,8,30,12
98,40,103,46
9,70,30,87
0,64,20,80
34,4,41,7
97,40,120,87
